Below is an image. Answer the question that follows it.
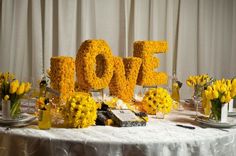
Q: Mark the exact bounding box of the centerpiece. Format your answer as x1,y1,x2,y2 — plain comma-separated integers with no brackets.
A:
0,72,31,119
186,74,212,118
205,79,236,122
142,88,173,118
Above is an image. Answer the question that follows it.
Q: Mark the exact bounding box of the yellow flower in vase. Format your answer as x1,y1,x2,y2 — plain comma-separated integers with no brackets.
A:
10,80,19,94
205,79,234,121
4,95,9,101
16,82,25,95
24,82,31,93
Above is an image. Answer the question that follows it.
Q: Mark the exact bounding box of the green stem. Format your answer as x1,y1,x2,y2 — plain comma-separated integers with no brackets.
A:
10,99,20,118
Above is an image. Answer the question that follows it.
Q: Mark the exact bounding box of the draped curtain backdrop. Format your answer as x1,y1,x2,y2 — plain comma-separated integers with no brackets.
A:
0,0,236,98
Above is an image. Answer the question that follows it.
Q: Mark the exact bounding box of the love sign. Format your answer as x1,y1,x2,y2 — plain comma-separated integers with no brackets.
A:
50,40,168,102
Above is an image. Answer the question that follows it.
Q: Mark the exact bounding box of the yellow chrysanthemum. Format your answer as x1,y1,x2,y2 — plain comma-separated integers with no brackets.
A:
63,92,98,128
142,88,173,115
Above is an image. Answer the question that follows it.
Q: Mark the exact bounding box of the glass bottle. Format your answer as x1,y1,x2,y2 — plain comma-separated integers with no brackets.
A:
38,100,51,130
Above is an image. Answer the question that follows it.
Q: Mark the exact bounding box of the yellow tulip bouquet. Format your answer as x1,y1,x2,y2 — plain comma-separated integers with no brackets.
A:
204,79,236,121
0,72,31,118
186,74,212,99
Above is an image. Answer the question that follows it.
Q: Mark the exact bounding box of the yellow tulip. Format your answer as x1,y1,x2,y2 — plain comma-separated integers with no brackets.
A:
207,86,212,91
4,95,9,101
24,82,31,93
220,86,226,93
10,80,19,94
221,96,226,103
205,90,213,100
232,79,236,88
187,81,192,87
16,82,25,95
213,90,219,99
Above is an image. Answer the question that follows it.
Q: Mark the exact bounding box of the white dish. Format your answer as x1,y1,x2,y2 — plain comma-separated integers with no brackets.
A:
0,113,36,126
228,112,236,117
196,117,236,128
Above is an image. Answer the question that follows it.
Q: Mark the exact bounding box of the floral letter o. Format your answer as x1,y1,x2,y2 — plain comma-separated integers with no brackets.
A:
76,40,114,91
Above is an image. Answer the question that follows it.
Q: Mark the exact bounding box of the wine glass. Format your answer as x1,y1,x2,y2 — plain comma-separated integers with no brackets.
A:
192,85,204,119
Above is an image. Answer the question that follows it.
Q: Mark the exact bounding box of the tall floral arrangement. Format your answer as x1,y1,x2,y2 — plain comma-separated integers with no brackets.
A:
0,72,31,117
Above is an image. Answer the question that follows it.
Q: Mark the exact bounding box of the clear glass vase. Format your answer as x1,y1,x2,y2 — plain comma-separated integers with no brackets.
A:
192,85,204,119
2,99,21,120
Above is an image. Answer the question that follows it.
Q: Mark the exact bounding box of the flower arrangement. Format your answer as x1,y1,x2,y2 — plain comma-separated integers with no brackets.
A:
50,56,75,102
231,78,236,99
142,88,173,115
133,41,168,86
109,57,142,102
186,74,212,99
204,79,236,120
0,72,31,118
62,92,98,128
76,40,114,91
186,74,211,88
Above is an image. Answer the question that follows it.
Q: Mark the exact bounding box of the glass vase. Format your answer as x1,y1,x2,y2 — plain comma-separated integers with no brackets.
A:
192,85,204,119
156,111,165,119
2,99,21,120
210,99,228,122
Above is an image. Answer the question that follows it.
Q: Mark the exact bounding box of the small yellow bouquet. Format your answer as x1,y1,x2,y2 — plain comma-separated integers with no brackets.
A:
187,74,212,94
62,92,98,128
142,88,173,117
205,79,235,121
0,72,31,118
186,74,211,87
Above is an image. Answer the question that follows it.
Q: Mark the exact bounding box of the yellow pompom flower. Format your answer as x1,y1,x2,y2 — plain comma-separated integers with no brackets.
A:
142,88,173,115
63,92,98,128
10,80,19,94
16,82,25,95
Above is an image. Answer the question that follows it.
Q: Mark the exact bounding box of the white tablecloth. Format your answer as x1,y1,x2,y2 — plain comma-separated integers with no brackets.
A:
0,107,236,156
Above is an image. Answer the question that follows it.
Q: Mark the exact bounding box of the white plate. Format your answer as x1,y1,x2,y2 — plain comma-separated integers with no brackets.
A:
228,112,236,117
196,117,236,128
0,113,36,126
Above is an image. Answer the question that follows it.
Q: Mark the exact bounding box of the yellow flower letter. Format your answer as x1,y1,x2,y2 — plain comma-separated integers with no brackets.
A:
109,57,142,102
50,56,75,102
133,41,168,86
76,40,114,91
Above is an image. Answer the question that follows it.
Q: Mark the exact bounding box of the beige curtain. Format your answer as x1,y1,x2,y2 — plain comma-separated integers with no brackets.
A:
0,0,236,98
